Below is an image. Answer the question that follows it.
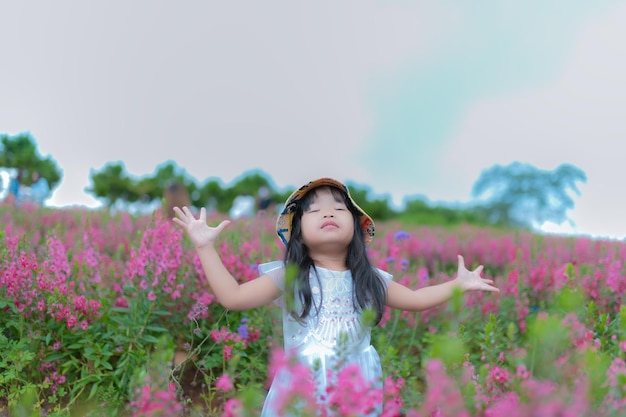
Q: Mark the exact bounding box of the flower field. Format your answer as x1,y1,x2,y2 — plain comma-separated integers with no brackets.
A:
1,201,626,416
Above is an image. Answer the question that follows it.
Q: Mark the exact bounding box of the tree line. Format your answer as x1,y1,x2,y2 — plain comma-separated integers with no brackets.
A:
1,132,587,231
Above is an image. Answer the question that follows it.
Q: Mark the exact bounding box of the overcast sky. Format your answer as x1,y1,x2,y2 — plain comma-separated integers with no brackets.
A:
2,1,625,239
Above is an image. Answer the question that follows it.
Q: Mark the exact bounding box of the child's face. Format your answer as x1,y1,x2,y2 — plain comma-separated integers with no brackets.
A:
300,187,355,250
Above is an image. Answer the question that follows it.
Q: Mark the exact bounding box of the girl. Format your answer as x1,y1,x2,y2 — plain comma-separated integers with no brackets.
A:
173,177,499,416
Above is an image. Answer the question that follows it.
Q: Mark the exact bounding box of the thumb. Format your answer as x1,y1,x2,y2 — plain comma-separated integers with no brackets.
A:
214,220,232,233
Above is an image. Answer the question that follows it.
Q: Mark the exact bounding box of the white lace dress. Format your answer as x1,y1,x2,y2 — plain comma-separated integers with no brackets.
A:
258,262,392,417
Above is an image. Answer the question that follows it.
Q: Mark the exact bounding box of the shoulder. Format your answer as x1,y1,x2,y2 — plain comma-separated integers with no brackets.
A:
373,267,393,284
258,260,284,274
258,261,286,291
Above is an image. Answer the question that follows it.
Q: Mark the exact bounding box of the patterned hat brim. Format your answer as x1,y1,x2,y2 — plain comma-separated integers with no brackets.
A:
275,178,375,246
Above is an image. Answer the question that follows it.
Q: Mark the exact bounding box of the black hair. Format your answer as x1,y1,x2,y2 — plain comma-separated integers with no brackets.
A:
283,186,387,325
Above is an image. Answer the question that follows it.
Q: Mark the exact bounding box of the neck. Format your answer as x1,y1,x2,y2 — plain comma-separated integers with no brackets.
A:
309,252,348,271
305,241,349,271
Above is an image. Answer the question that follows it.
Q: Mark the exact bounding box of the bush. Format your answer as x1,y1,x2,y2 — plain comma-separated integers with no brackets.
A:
1,201,626,416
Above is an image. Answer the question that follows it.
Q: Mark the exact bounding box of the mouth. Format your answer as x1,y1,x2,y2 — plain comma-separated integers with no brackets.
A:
321,221,338,229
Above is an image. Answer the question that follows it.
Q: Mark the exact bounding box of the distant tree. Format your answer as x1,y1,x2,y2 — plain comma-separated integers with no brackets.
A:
471,162,587,229
194,178,241,214
86,162,134,209
86,163,284,213
218,170,276,213
399,197,490,227
0,132,62,189
346,183,396,221
87,160,194,210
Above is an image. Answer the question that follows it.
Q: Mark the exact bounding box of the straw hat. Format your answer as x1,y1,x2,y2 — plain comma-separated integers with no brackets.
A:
275,178,375,246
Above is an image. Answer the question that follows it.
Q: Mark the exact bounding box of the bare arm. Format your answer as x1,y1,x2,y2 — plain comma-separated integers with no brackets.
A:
386,255,499,311
173,206,281,310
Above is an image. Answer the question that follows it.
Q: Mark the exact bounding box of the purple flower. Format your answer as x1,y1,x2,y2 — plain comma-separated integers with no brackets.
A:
238,318,249,340
401,259,410,271
394,230,411,240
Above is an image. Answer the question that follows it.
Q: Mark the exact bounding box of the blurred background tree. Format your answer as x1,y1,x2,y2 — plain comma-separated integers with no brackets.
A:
470,162,587,229
1,131,589,231
0,132,63,189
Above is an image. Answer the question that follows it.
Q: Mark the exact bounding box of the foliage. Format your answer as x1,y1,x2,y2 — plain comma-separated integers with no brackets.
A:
471,161,587,229
397,197,492,227
0,131,589,231
85,161,589,233
0,128,591,237
85,163,493,228
345,183,397,221
86,161,193,210
0,204,277,416
86,163,277,213
2,200,626,416
0,132,63,190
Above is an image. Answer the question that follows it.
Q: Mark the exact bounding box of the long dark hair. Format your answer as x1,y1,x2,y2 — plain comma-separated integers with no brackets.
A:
283,186,387,325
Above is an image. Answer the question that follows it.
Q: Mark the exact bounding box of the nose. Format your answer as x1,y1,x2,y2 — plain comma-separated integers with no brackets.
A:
323,212,334,218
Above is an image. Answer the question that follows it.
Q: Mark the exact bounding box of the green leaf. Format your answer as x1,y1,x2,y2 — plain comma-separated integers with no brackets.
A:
145,325,168,333
66,343,83,349
88,382,100,400
151,310,172,317
45,353,67,362
140,334,159,344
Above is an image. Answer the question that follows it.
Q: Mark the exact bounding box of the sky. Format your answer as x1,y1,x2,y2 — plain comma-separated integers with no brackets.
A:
2,1,625,240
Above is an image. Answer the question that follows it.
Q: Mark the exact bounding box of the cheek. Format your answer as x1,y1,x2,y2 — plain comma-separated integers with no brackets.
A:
299,217,315,236
342,215,356,234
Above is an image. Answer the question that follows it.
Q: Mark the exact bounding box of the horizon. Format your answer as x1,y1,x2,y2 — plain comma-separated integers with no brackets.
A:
2,164,620,242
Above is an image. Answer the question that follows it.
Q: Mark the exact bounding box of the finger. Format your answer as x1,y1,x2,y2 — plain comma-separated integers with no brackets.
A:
199,207,206,222
457,254,466,271
214,220,231,233
474,265,484,275
482,278,494,285
173,206,184,218
172,218,185,228
483,284,500,293
181,206,193,218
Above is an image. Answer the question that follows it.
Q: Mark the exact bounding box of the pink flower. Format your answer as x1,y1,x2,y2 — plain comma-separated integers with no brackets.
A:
490,366,510,384
115,297,129,308
516,364,530,380
66,315,77,329
216,373,233,391
222,398,243,417
147,291,156,301
223,345,233,361
327,364,381,415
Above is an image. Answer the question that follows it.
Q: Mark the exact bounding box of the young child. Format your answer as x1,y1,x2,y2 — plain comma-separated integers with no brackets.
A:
173,177,499,416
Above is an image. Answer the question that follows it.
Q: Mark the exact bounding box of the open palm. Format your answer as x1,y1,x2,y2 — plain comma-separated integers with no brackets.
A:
456,255,499,293
172,206,231,249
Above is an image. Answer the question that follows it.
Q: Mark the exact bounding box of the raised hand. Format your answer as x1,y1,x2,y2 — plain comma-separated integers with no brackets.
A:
456,255,499,293
172,206,231,249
